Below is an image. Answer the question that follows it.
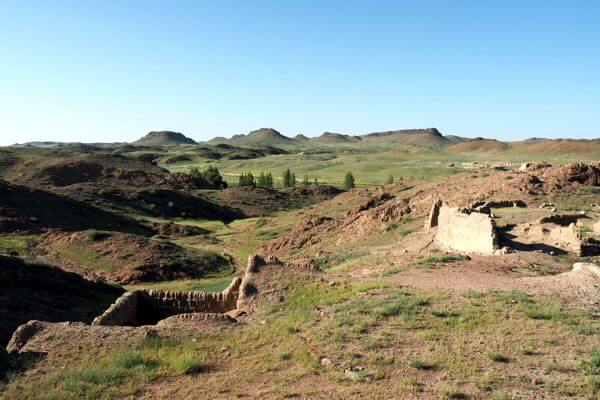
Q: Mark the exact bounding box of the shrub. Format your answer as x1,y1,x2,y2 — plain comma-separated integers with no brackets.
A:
543,362,569,373
442,388,467,399
277,352,292,361
408,357,434,370
169,354,203,374
490,391,515,400
487,351,509,363
112,350,149,369
84,229,110,241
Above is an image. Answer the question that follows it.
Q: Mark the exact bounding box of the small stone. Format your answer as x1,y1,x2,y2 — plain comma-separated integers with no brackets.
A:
344,369,362,382
320,358,333,368
550,207,557,212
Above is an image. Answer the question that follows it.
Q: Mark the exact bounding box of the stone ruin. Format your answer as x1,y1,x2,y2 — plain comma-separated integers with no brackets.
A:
427,200,501,255
92,277,242,326
426,199,599,256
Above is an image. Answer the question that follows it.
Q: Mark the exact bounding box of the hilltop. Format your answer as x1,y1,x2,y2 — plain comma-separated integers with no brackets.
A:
134,131,196,146
311,132,361,143
208,128,299,147
361,128,452,147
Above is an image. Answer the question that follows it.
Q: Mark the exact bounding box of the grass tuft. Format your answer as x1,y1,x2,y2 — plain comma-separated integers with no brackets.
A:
487,351,509,363
169,354,204,374
408,357,435,370
442,387,467,399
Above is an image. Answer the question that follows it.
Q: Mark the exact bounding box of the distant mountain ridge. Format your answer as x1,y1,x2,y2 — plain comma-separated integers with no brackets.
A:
208,127,454,148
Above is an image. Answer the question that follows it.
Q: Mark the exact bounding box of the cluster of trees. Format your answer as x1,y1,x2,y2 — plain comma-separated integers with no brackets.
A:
239,168,324,189
282,168,296,188
189,165,405,190
189,166,227,189
257,172,275,188
239,172,275,188
238,172,255,187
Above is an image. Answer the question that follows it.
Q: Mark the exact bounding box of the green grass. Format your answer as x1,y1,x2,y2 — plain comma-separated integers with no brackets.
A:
313,251,366,271
579,349,600,375
419,254,465,267
167,149,467,186
0,235,34,256
380,263,408,276
490,391,515,400
169,354,204,374
4,265,600,399
126,276,234,292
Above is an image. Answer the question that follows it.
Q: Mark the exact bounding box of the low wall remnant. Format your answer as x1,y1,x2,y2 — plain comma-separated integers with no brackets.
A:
92,277,242,326
429,201,500,255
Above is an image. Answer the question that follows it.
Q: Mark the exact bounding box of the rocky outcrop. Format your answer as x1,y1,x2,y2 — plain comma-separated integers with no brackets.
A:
572,262,600,277
6,321,45,353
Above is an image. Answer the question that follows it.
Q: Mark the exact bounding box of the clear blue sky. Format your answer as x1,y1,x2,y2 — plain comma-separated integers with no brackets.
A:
1,0,599,145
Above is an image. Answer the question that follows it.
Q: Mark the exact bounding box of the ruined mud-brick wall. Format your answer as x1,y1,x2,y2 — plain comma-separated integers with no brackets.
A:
141,277,241,321
548,224,582,256
434,204,499,254
91,291,139,326
92,277,242,326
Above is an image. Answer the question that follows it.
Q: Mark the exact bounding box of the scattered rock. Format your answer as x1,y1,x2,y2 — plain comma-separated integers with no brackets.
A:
320,358,333,368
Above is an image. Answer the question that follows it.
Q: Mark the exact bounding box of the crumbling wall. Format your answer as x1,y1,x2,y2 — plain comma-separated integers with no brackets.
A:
548,224,583,256
91,291,139,326
425,199,442,228
434,203,499,254
92,277,242,326
470,200,526,213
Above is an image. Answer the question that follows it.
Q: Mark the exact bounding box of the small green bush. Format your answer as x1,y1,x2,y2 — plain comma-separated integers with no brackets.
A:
442,387,466,398
112,350,151,369
487,351,509,363
408,357,434,370
169,354,203,374
490,391,515,400
277,352,292,361
543,362,569,373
